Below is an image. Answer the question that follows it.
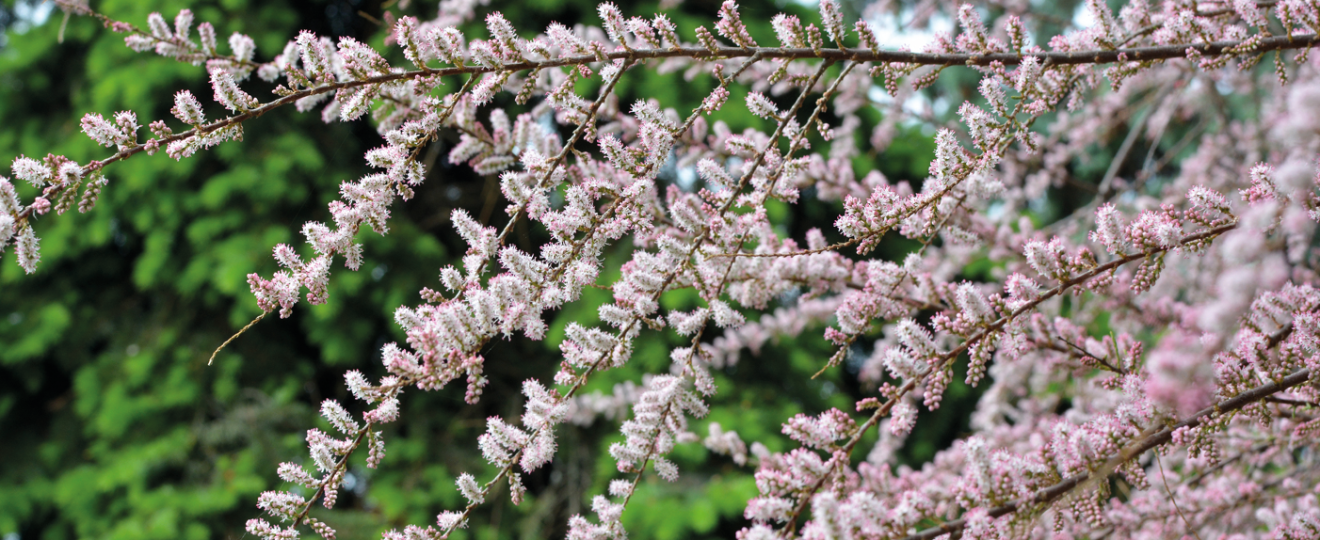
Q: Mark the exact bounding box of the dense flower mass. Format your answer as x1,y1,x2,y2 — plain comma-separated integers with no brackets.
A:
8,0,1320,538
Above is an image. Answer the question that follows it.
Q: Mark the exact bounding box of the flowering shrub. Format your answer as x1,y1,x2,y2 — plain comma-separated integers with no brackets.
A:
6,0,1320,538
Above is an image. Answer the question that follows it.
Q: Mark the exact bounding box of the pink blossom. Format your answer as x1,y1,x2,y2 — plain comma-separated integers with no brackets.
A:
1146,331,1215,415
713,1,756,48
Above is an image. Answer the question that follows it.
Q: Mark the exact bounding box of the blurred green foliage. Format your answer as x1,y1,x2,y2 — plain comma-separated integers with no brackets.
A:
0,1,963,539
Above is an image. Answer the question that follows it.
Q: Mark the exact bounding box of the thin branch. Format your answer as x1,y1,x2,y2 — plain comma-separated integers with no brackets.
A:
779,222,1239,531
21,30,1320,223
207,311,266,365
571,70,844,538
1155,451,1206,540
406,54,777,532
1265,396,1320,407
900,366,1313,540
290,417,377,531
1183,444,1266,487
490,59,636,247
56,1,262,69
1098,85,1171,197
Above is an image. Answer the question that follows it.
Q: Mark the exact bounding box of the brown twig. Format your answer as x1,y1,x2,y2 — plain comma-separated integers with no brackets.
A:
779,222,1240,532
20,30,1320,223
207,311,265,365
900,366,1313,540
